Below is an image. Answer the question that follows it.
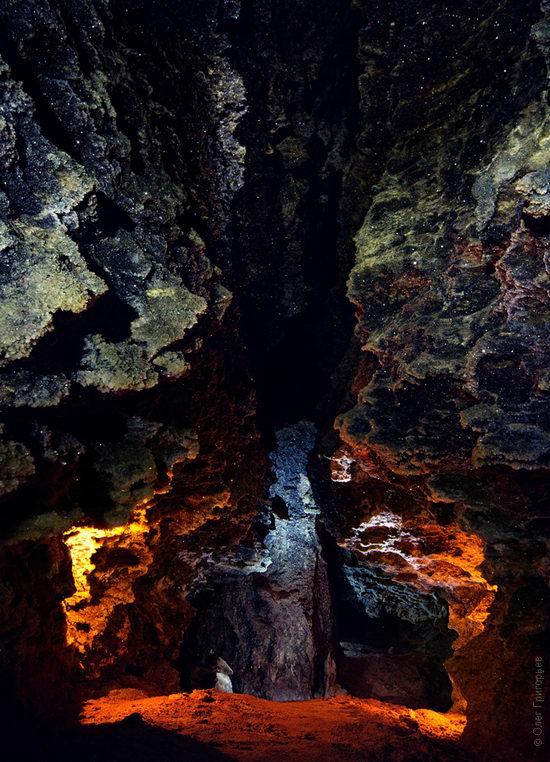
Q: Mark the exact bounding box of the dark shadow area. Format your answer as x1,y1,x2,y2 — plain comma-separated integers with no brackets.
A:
225,0,363,435
178,581,256,695
329,545,455,711
4,714,233,762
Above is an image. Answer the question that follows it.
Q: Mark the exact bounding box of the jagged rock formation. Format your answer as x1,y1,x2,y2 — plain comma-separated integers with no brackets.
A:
180,422,335,701
0,2,548,762
333,2,550,758
0,0,246,521
0,0,267,730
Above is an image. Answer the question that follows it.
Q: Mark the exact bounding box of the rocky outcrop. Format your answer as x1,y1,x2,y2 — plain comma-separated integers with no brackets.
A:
332,1,550,759
0,0,267,732
180,422,335,700
0,0,248,523
0,2,548,761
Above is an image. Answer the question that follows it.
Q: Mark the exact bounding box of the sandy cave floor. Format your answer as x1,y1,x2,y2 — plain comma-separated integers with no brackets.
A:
74,688,468,761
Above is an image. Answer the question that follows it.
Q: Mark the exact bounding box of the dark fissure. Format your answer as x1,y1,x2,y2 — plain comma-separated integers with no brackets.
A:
0,1,549,761
225,0,362,433
170,0,459,707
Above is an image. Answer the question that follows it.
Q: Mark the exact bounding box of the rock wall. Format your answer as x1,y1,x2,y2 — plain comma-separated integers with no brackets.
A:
0,1,548,760
0,0,267,728
0,0,246,528
333,1,550,759
180,422,336,700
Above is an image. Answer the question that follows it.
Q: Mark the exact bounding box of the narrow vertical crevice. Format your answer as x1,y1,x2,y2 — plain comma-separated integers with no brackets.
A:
224,0,367,436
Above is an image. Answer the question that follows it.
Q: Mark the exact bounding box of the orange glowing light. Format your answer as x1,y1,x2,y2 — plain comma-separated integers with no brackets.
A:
62,466,179,656
62,504,150,653
81,690,466,759
341,509,498,715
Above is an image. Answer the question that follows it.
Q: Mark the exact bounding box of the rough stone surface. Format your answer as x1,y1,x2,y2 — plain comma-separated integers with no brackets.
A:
0,2,548,762
332,2,550,758
0,0,266,734
0,0,244,529
180,422,335,701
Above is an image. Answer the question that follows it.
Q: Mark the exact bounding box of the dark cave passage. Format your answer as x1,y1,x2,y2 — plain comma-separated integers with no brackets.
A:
330,543,455,711
224,0,364,434
165,1,369,701
170,0,468,709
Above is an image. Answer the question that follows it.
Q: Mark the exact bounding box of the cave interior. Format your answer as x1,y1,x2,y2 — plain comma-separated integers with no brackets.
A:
0,1,549,761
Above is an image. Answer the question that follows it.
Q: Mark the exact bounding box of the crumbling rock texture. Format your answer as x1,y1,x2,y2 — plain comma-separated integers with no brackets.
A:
180,422,336,701
0,1,549,762
334,1,550,758
0,0,267,730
